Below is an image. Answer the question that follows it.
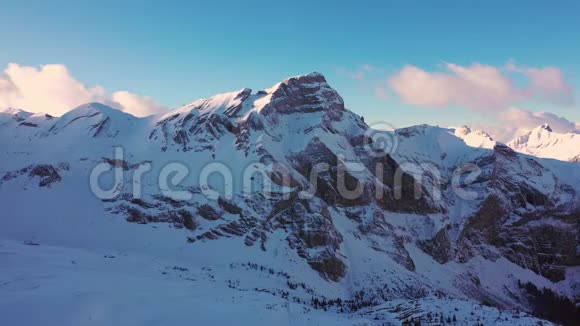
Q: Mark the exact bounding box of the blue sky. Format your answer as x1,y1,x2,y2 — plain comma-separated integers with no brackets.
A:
1,0,579,138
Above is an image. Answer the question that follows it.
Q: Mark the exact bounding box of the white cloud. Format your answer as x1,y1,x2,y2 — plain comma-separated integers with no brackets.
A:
388,62,574,111
506,62,574,105
112,91,166,117
389,63,521,110
0,63,166,117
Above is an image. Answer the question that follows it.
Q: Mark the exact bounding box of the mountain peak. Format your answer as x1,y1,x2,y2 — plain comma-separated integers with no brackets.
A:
263,71,344,115
0,107,34,125
539,123,552,132
65,102,138,121
281,71,326,84
39,102,138,139
71,102,118,114
262,72,327,94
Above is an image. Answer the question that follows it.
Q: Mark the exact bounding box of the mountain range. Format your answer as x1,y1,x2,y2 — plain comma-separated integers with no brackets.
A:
1,72,578,325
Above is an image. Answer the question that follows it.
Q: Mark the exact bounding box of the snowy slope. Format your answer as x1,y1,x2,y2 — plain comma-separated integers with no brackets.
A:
0,73,578,325
0,239,552,326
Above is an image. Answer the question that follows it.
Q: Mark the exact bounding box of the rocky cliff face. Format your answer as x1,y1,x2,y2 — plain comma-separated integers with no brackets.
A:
452,144,578,282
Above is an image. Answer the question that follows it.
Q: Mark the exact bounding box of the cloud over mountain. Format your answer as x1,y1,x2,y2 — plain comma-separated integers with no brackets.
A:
0,63,167,117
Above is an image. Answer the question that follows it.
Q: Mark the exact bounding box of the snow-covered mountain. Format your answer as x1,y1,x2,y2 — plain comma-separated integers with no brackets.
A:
1,73,578,325
508,123,580,161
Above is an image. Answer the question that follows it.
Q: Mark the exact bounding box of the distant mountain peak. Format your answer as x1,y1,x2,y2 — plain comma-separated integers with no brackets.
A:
508,123,580,161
